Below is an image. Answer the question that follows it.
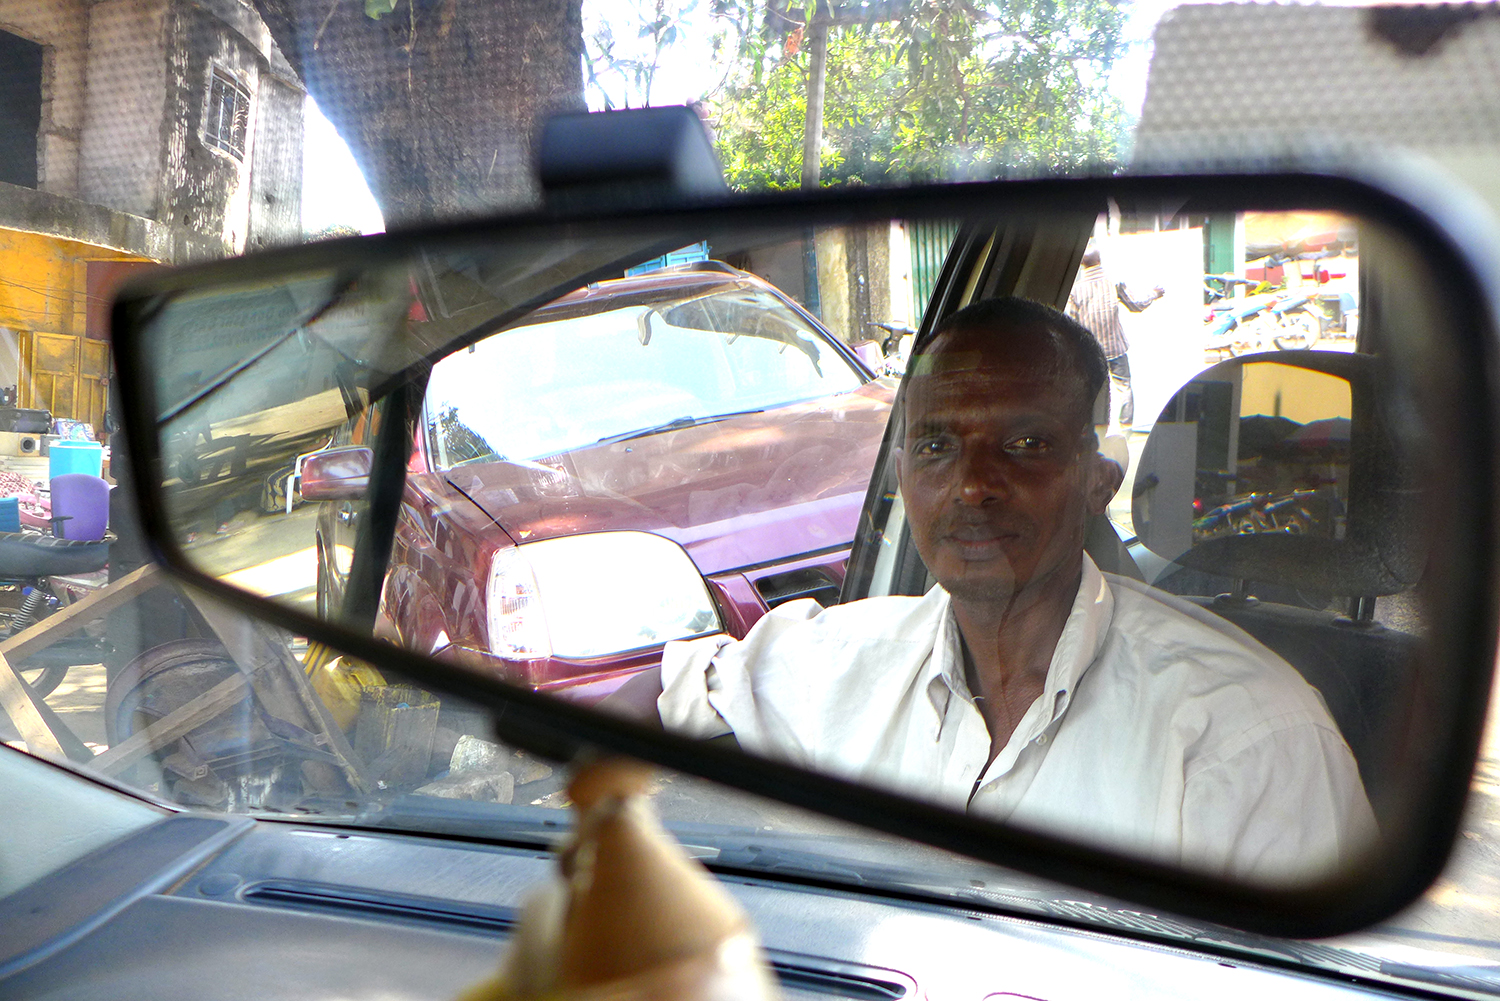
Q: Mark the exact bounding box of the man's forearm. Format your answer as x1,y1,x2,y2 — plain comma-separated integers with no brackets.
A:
596,665,665,728
1116,282,1162,312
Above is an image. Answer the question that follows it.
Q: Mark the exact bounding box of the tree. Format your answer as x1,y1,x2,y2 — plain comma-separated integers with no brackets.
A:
585,0,699,109
708,0,1130,191
308,223,363,241
251,0,586,224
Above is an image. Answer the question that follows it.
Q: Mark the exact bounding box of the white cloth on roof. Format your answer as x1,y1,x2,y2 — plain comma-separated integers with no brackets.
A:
659,554,1377,886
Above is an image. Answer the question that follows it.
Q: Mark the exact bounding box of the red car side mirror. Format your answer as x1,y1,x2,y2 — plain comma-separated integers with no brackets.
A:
301,447,371,502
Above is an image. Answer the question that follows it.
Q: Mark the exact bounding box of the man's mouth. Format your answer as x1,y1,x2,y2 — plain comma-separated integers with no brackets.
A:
945,525,1025,560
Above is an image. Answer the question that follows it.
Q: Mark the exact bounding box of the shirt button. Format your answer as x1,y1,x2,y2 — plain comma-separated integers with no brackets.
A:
1035,733,1049,746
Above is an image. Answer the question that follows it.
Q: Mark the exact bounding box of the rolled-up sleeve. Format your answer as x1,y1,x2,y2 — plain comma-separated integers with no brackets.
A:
658,633,737,739
657,598,828,755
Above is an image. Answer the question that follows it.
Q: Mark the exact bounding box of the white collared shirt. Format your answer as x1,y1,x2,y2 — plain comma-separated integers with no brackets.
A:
659,555,1377,886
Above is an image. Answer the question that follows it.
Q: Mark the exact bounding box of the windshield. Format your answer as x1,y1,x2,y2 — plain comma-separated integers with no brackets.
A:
5,0,1497,997
424,283,864,468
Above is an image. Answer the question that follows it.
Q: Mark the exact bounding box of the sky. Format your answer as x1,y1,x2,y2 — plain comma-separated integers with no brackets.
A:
297,0,1373,236
300,95,385,237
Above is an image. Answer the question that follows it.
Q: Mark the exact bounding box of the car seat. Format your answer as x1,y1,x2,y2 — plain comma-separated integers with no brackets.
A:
1131,350,1423,826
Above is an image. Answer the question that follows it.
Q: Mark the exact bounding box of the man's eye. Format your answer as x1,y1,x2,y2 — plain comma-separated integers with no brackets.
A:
913,439,953,457
1007,436,1051,453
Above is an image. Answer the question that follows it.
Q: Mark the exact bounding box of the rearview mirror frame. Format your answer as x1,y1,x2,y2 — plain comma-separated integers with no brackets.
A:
109,165,1500,938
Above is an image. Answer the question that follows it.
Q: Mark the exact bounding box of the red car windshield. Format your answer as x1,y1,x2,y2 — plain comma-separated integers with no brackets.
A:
423,283,866,468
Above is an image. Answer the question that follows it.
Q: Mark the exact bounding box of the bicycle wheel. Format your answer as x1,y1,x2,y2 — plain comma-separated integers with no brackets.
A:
19,663,69,699
104,638,247,746
1274,312,1319,350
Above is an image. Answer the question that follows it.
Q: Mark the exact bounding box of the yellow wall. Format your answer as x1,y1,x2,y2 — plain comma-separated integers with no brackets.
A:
1239,361,1351,424
0,228,95,337
0,226,153,421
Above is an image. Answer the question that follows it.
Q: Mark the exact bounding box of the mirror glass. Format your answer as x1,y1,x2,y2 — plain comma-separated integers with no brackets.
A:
119,194,1460,894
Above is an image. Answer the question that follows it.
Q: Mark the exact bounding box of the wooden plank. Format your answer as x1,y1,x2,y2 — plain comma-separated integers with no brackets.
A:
0,563,163,663
92,673,250,776
182,589,371,793
28,692,96,762
0,649,66,758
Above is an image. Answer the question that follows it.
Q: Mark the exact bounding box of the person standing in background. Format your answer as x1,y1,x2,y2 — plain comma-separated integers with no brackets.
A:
1067,244,1165,430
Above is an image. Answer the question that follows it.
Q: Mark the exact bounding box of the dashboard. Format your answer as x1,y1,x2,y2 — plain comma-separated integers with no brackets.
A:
0,812,1411,1001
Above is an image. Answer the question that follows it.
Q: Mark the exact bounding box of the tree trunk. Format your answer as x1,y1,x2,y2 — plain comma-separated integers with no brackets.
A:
252,0,584,225
800,13,829,191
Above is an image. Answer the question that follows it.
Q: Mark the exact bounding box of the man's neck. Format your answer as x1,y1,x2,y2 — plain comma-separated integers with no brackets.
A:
952,565,1081,758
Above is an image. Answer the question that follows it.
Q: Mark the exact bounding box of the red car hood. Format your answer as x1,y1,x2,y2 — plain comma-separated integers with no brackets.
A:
441,382,895,575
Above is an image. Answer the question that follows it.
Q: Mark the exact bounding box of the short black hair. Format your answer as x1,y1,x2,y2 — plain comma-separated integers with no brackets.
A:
921,296,1108,420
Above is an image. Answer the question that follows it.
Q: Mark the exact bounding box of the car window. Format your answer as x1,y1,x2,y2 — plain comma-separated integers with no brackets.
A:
1073,211,1362,541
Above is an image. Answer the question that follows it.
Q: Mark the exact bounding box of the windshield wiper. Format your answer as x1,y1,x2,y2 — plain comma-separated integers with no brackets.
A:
597,408,766,445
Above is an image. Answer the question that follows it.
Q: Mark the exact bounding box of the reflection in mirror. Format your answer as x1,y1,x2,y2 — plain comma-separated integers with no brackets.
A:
1136,361,1356,562
125,199,1450,894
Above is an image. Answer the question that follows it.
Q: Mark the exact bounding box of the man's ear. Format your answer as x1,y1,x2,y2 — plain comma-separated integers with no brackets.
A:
1086,452,1124,515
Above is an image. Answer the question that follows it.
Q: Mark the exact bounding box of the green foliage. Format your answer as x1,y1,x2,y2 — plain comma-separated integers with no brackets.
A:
709,0,1130,191
307,224,364,241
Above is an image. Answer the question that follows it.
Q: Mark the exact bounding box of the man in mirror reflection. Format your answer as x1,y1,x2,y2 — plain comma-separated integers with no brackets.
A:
1066,242,1165,432
614,297,1374,885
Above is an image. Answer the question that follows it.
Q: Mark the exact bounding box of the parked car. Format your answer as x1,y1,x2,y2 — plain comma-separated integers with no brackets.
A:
308,262,895,701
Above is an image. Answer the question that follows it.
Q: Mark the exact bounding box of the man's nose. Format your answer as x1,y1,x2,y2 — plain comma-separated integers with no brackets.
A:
955,446,1010,505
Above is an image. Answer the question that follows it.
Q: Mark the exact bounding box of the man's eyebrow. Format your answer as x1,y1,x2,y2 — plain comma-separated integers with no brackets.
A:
905,415,950,435
909,404,1078,428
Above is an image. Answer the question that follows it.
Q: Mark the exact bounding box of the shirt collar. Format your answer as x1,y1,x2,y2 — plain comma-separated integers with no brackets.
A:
925,554,1114,721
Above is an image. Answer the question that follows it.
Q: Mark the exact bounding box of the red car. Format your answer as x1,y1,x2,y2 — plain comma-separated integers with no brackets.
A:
307,263,895,702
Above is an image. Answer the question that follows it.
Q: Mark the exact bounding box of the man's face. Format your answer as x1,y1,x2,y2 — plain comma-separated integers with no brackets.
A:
896,323,1121,608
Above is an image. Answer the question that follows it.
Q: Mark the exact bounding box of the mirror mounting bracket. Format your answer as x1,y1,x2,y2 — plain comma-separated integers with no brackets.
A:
537,105,728,213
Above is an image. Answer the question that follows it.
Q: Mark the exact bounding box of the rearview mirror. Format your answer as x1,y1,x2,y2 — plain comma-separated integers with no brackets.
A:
109,171,1500,936
300,447,371,502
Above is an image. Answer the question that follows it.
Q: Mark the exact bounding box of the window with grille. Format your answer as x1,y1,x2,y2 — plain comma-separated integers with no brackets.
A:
204,69,251,160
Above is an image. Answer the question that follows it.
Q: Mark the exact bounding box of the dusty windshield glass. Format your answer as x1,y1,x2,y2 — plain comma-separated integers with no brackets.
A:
425,283,865,468
3,0,1498,993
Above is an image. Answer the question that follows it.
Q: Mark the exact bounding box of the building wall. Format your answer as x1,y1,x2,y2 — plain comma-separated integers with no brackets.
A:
0,225,148,426
159,2,261,253
77,0,302,257
78,0,170,218
0,0,89,197
0,228,89,344
814,223,892,345
0,0,305,428
246,73,303,250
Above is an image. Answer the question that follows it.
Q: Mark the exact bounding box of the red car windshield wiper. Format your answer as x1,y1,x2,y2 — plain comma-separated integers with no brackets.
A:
597,408,766,445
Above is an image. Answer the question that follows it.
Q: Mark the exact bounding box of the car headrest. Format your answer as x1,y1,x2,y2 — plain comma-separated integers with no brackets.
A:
1131,350,1422,598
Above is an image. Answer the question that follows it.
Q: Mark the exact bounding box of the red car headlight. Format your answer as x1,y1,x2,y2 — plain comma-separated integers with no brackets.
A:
485,531,723,661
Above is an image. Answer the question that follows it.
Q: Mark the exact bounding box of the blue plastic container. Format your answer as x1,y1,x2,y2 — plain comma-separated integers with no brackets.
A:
0,497,19,533
49,440,103,480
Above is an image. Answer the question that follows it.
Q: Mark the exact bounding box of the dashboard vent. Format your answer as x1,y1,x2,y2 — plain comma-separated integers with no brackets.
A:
243,881,912,1000
772,958,909,1001
754,568,842,609
242,880,516,935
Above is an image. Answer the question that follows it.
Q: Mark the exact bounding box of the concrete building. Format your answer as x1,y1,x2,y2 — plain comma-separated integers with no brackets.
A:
0,0,303,433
